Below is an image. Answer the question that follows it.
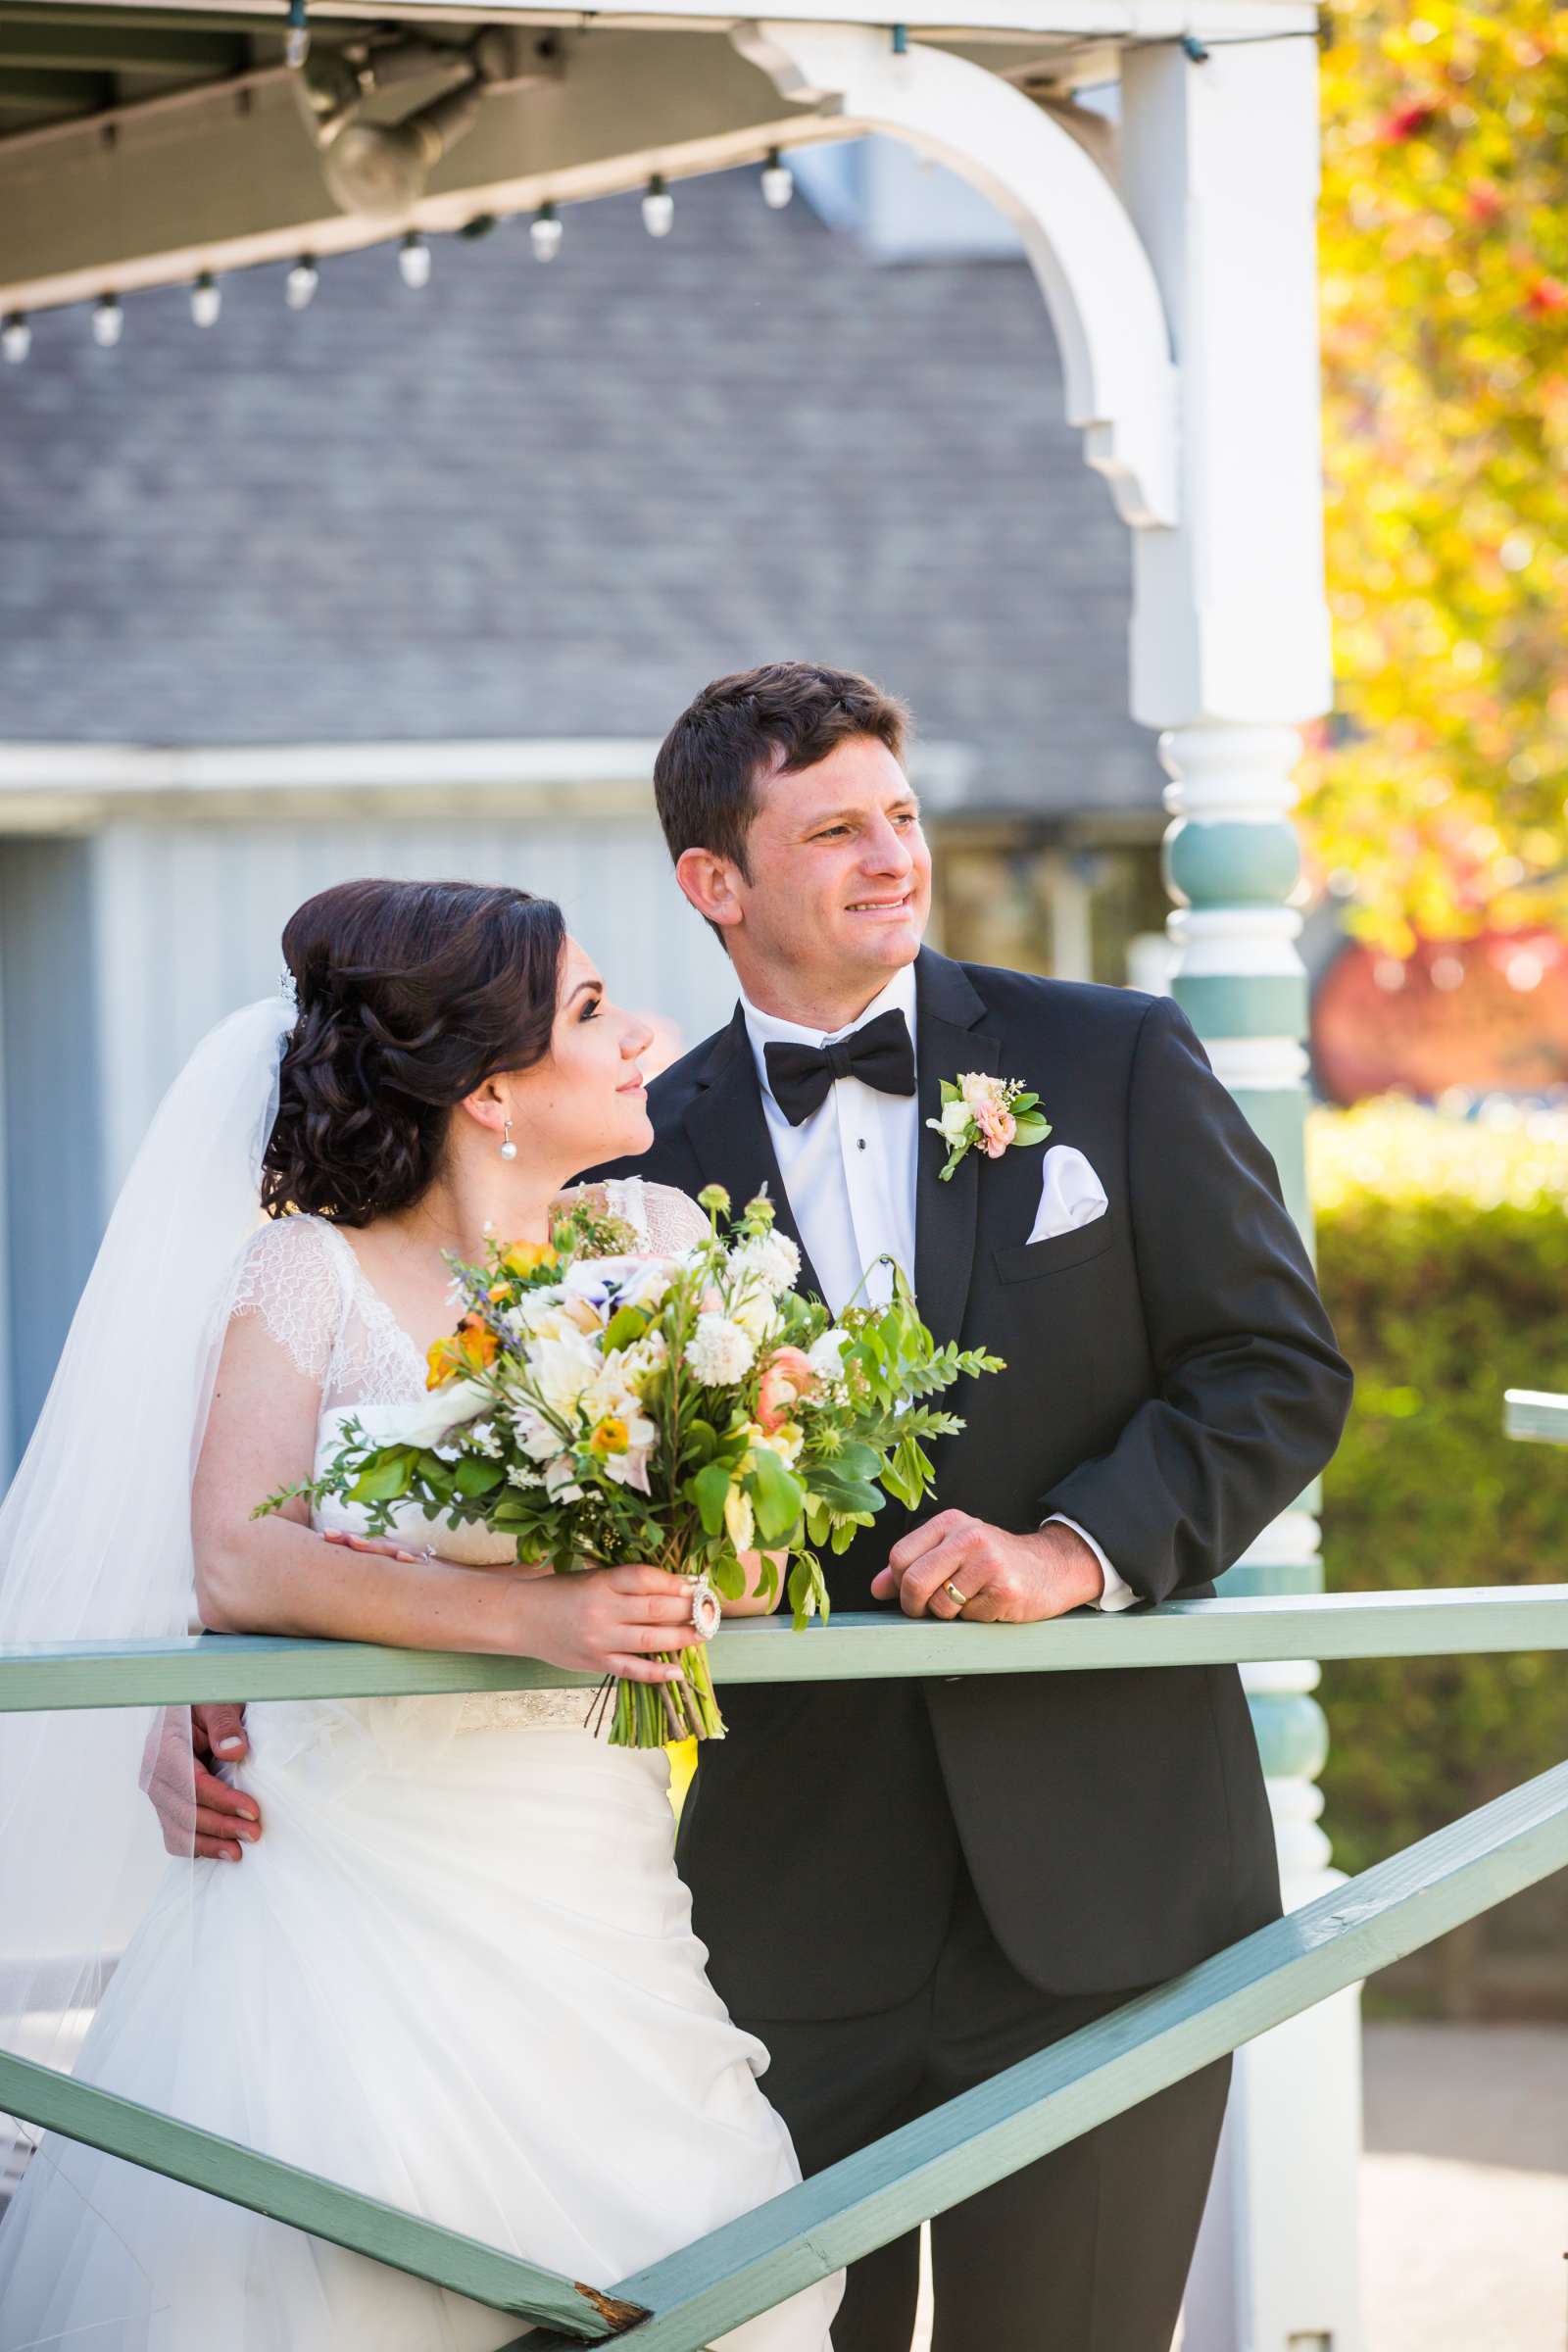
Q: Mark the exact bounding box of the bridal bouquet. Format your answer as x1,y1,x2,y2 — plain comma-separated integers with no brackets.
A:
257,1189,1001,1747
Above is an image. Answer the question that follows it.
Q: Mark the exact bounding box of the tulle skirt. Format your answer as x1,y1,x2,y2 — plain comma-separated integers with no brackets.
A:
0,1697,840,2351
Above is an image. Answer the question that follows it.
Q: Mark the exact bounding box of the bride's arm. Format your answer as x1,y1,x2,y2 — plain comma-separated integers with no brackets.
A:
192,1310,701,1678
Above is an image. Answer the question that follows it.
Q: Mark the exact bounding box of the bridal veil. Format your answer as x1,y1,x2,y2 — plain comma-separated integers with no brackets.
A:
0,998,292,2241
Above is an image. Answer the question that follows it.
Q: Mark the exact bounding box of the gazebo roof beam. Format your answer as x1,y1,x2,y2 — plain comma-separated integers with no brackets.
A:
0,18,246,72
0,61,111,106
0,0,1317,42
0,25,848,310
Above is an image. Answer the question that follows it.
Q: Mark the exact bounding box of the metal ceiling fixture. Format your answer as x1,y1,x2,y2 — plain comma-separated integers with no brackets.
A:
293,30,522,220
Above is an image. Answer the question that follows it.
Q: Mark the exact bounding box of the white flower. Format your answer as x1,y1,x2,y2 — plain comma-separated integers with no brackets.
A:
543,1455,583,1503
685,1314,757,1386
806,1328,852,1385
385,1376,491,1447
583,1360,640,1424
508,1404,560,1462
605,1444,654,1494
620,1257,678,1312
617,1330,668,1389
513,1298,592,1348
959,1071,1008,1110
731,1282,784,1346
506,1463,543,1489
526,1328,602,1417
509,1282,564,1328
730,1231,801,1292
469,1421,504,1459
939,1099,973,1142
563,1253,677,1315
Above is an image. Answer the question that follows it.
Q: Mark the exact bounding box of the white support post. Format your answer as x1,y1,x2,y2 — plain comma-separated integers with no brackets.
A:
1119,35,1360,2352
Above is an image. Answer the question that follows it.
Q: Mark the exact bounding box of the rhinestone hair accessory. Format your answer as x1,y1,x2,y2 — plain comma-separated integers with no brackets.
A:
277,967,299,1011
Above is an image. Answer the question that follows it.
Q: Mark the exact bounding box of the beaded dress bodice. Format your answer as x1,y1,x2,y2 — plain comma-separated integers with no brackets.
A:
229,1175,710,1735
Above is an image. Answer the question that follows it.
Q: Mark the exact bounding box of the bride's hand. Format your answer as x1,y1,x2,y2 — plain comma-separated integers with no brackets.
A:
506,1565,704,1684
322,1529,424,1563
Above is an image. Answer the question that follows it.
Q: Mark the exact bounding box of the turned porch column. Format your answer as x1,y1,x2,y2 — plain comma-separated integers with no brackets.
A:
1121,32,1360,2352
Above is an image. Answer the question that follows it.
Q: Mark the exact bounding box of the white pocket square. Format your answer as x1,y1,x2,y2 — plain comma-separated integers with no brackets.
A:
1026,1145,1108,1245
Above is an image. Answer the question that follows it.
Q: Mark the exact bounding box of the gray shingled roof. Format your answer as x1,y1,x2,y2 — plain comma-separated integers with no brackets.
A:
0,167,1156,815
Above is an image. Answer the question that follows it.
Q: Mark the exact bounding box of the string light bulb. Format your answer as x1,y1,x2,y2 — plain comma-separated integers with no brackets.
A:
530,202,563,263
92,294,124,348
2,313,29,364
285,255,319,310
190,271,221,327
398,231,431,289
284,0,310,70
760,148,794,210
642,173,674,238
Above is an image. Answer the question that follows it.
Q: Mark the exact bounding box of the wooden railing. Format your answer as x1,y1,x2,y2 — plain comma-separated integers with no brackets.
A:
3,1590,1567,2348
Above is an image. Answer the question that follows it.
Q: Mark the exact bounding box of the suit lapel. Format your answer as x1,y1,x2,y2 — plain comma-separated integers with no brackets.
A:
912,951,999,1351
681,1006,828,1307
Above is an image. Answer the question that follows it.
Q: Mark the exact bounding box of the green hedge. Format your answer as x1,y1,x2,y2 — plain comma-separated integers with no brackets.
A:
1309,1102,1568,2008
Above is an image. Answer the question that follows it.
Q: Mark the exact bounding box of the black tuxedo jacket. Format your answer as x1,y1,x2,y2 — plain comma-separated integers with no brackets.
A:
587,952,1352,2022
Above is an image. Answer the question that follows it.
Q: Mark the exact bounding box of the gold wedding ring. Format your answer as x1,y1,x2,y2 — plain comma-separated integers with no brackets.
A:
942,1580,968,1611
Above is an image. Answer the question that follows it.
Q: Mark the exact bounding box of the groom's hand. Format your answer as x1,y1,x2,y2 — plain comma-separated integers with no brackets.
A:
870,1515,1104,1622
144,1703,262,1863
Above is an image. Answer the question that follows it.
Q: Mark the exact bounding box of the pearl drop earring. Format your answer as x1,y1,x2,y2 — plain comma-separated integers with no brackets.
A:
499,1118,517,1162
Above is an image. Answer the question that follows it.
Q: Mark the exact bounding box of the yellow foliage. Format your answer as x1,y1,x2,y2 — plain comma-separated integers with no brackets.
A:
1306,0,1568,948
1307,1097,1568,1215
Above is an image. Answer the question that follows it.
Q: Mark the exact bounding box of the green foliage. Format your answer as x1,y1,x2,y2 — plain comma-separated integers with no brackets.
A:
1311,1102,1568,1882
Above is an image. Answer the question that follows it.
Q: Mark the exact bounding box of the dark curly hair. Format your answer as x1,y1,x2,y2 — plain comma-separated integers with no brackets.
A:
262,877,566,1226
654,662,909,876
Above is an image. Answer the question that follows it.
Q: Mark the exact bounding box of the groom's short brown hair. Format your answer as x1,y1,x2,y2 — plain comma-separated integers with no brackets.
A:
654,662,909,879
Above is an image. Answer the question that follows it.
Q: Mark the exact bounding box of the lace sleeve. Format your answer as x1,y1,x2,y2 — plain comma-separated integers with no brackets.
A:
641,1184,713,1253
552,1179,710,1254
228,1215,347,1385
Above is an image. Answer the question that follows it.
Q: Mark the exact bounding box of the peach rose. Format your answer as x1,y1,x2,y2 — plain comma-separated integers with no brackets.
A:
756,1345,818,1433
973,1100,1016,1158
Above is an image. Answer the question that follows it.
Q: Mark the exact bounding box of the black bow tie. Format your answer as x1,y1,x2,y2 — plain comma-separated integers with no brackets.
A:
763,1007,917,1127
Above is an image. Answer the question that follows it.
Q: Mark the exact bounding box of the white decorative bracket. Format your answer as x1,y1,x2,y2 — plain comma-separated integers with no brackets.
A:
733,22,1179,530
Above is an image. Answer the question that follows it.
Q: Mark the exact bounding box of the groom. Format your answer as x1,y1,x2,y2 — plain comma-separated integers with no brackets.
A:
587,662,1353,2351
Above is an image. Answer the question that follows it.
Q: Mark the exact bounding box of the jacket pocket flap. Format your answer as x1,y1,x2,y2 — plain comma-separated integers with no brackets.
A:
992,1220,1116,1283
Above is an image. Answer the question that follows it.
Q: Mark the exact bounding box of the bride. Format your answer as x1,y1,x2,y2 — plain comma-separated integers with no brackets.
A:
0,875,841,2351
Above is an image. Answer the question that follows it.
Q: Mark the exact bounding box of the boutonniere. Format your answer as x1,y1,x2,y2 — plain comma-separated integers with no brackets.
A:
927,1073,1052,1182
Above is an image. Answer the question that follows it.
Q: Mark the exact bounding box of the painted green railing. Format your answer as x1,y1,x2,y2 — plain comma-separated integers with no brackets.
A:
3,1589,1567,2348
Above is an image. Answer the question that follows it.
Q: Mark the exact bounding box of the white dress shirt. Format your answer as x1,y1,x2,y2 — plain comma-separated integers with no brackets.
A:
739,969,1135,1612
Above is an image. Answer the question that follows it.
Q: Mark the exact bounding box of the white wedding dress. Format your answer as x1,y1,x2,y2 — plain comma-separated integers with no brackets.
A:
0,1178,839,2352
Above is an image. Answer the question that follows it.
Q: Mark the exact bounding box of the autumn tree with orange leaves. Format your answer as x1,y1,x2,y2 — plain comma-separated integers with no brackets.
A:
1301,0,1568,953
